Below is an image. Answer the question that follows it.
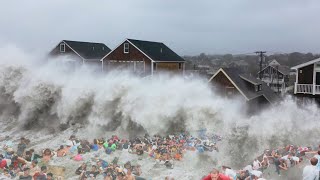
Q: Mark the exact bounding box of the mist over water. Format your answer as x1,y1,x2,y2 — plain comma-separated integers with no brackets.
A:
1,45,320,179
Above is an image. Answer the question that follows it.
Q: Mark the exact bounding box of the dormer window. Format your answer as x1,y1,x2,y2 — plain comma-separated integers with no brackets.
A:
124,43,129,53
60,43,65,52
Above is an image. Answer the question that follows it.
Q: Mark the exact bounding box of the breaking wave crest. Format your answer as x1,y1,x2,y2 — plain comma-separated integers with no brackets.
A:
1,45,320,176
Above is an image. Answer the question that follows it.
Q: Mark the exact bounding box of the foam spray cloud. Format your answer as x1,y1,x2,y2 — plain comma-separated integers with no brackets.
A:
1,45,320,178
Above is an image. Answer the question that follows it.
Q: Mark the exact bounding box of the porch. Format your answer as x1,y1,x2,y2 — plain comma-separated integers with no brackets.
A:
294,83,320,95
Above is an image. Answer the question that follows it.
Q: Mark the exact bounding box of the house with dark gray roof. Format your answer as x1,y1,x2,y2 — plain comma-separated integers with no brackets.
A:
101,38,185,76
209,68,279,108
49,40,111,68
257,59,292,93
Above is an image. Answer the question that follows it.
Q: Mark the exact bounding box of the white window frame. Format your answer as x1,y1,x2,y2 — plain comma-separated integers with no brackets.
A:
60,43,65,52
124,43,129,53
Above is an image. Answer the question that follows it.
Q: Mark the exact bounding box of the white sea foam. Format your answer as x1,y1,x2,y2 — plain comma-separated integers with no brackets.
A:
0,45,319,179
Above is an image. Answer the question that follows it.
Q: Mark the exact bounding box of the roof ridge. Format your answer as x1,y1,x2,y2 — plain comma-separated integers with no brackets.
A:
127,38,163,44
63,40,106,45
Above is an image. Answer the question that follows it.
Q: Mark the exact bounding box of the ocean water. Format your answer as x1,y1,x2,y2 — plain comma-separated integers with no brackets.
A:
0,45,319,179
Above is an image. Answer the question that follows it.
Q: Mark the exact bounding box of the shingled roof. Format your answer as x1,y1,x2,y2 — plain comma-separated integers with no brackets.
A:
63,40,111,60
258,64,290,75
210,68,279,104
127,39,185,62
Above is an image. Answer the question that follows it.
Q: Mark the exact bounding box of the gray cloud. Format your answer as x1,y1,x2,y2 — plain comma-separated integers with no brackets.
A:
0,0,319,55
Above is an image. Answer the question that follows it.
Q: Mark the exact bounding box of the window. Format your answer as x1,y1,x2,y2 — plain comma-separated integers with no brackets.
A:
299,70,302,73
60,43,65,52
178,63,182,70
153,63,157,71
255,84,262,92
124,43,129,53
226,87,235,95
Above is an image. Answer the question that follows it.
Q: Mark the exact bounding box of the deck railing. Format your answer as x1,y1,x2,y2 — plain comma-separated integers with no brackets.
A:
295,84,320,95
316,85,320,94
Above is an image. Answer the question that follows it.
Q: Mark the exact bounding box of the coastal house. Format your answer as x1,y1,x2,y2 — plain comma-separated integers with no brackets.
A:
208,68,278,108
257,59,292,93
291,58,320,98
49,40,111,68
100,39,185,76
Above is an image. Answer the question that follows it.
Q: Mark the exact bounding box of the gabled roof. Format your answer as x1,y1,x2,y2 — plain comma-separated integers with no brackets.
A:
258,65,290,75
268,59,280,66
101,38,185,62
276,65,290,75
62,40,111,60
291,57,320,70
128,39,185,62
209,68,279,104
239,74,262,85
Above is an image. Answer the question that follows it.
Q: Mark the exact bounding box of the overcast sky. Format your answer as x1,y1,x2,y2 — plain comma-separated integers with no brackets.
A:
0,0,320,55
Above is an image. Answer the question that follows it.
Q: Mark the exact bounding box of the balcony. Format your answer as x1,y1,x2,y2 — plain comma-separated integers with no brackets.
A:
294,83,320,95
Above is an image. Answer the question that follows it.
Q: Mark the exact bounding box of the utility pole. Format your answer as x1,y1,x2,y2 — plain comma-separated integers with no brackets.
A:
277,65,280,93
255,51,266,79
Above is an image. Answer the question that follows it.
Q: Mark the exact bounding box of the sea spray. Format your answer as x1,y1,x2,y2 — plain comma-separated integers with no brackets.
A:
1,45,320,179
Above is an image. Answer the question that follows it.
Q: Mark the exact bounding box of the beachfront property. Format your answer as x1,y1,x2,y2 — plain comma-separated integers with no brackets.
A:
208,68,279,108
49,40,111,69
100,39,185,76
257,59,292,93
291,57,320,98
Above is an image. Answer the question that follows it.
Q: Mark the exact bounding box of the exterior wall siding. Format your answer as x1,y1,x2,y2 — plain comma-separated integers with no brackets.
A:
211,71,240,97
298,64,314,84
155,62,184,74
104,40,152,75
49,42,83,65
104,40,184,75
105,41,151,62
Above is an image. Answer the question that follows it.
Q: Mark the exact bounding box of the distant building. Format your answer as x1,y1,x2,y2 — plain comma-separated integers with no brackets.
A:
258,59,292,93
101,39,185,76
228,60,249,73
49,40,111,69
291,58,320,99
209,68,279,109
268,59,280,66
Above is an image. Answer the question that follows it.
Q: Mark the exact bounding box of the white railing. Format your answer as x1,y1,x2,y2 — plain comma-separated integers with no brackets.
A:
295,84,320,95
296,84,313,94
316,85,320,94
